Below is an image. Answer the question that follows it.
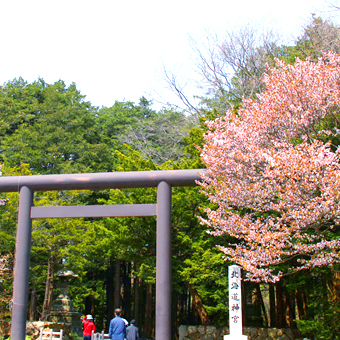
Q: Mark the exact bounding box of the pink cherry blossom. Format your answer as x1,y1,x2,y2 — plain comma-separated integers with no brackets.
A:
199,52,340,282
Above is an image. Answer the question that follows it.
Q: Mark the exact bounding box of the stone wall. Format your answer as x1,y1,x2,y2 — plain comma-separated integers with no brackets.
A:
179,325,299,340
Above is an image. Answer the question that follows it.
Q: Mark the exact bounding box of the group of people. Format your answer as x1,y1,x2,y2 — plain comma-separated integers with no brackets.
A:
82,309,139,340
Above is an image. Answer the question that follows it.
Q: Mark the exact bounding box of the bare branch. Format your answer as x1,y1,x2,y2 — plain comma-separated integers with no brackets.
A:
188,25,281,112
161,65,200,115
325,0,340,11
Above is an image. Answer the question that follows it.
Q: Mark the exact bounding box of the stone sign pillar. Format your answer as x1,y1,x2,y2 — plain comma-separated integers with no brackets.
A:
224,265,248,340
49,270,82,336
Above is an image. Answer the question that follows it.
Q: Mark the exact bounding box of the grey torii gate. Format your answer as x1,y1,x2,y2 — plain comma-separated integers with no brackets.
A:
0,169,203,340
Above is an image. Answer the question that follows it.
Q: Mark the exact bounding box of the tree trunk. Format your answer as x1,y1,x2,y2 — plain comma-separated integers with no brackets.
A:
296,289,307,320
114,259,121,309
269,283,276,327
188,284,211,325
188,288,195,324
133,266,140,325
289,291,297,328
284,290,296,328
171,289,179,340
106,259,114,332
29,287,37,321
327,272,340,304
122,262,131,320
40,255,55,321
179,288,188,323
85,295,95,316
256,284,268,327
127,262,132,320
276,281,284,328
241,279,248,327
145,283,153,339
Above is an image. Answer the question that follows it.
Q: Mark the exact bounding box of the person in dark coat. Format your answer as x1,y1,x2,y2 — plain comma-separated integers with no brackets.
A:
126,319,139,340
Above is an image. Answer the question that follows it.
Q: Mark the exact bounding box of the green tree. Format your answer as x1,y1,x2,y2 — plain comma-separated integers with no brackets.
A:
0,78,111,174
96,98,155,169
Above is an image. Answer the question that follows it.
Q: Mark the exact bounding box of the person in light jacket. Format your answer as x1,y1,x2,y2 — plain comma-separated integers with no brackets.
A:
126,319,139,340
108,308,126,340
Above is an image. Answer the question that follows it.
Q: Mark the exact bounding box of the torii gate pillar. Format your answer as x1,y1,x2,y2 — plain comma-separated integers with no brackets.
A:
11,187,34,340
156,181,172,340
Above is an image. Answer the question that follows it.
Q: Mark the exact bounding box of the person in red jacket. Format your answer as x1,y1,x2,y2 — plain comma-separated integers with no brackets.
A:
82,314,96,340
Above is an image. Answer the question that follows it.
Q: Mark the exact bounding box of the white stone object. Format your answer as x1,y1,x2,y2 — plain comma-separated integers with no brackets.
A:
223,265,248,340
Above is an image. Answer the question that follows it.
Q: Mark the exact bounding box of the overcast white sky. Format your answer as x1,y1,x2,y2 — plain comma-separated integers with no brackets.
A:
0,0,337,109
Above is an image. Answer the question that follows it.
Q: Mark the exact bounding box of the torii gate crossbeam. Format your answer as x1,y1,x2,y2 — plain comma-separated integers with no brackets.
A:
0,169,203,340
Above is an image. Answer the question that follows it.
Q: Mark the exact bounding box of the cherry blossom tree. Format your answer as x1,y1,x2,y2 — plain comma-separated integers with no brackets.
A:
199,52,340,282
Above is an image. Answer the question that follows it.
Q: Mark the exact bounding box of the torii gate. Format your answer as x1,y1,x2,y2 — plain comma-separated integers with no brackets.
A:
0,169,203,340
